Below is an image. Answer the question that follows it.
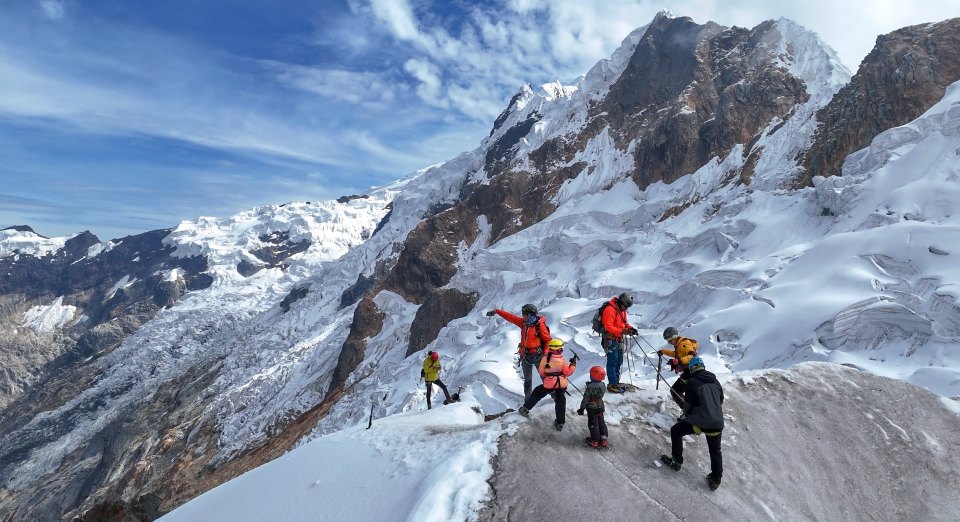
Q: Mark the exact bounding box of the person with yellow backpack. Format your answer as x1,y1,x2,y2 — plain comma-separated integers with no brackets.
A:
518,338,577,430
658,327,699,407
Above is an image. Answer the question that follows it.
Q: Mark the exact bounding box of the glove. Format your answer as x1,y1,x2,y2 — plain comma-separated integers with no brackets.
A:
624,327,638,336
668,358,679,372
577,408,585,415
485,310,496,317
420,369,425,377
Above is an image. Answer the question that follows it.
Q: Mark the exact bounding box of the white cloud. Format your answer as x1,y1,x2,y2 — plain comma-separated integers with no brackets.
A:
403,58,446,107
262,61,398,107
369,0,423,43
39,0,65,20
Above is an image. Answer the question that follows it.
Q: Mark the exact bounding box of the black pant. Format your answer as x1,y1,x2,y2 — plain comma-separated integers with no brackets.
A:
669,374,688,407
522,385,566,425
670,420,722,480
587,410,608,442
426,379,451,409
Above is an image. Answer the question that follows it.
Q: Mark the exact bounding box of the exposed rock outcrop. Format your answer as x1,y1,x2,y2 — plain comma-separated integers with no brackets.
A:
799,18,960,185
407,289,480,356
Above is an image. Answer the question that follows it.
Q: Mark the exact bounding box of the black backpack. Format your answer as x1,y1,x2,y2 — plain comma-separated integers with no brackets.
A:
591,301,611,335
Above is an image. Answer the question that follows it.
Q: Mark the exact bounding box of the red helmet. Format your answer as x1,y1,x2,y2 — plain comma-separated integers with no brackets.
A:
430,351,439,361
590,366,606,381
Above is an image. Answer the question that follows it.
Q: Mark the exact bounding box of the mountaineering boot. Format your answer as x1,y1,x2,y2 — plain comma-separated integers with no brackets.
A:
660,455,682,471
554,420,564,431
607,384,620,393
585,437,599,448
600,438,608,448
518,406,530,417
707,474,721,491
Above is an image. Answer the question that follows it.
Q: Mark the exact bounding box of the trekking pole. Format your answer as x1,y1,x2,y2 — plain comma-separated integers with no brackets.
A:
366,392,385,430
567,350,583,395
624,336,634,386
656,353,663,390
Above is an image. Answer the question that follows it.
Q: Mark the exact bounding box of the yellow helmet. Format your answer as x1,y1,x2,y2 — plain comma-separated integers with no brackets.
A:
547,338,564,350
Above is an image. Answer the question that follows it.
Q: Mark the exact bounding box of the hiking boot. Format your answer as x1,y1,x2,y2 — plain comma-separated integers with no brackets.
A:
554,420,564,431
518,406,530,417
607,384,621,393
660,455,682,471
707,474,721,491
600,439,608,448
585,437,599,448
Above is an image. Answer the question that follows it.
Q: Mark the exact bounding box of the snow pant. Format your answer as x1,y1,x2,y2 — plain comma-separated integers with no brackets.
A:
522,385,567,425
587,410,608,442
670,420,723,481
426,379,451,409
520,352,542,401
603,338,624,385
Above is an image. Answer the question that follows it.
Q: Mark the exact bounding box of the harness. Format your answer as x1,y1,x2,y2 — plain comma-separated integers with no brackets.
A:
541,352,565,390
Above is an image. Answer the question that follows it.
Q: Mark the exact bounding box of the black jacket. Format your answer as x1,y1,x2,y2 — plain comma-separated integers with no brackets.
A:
682,369,724,430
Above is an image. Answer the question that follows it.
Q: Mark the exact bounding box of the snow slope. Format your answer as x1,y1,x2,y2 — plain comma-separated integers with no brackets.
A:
162,363,960,522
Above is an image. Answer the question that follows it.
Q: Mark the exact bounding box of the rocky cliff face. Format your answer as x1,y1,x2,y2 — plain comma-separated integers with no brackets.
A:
800,18,960,185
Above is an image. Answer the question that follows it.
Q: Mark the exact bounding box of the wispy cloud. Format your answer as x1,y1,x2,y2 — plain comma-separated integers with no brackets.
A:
38,0,65,20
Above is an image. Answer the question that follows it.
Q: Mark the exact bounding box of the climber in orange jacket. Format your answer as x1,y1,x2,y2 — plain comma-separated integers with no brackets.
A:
486,303,551,400
600,293,637,393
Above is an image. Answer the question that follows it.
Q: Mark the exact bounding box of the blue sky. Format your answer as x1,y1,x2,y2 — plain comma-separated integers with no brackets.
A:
2,0,957,240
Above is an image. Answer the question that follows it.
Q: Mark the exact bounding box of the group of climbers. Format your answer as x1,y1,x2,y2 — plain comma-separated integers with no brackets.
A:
417,296,724,490
482,296,724,490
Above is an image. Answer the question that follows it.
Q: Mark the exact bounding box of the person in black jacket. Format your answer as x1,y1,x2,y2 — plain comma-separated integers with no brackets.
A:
659,356,724,490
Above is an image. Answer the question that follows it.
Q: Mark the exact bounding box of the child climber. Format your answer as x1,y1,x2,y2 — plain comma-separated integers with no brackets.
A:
577,366,609,448
421,351,453,409
518,338,577,430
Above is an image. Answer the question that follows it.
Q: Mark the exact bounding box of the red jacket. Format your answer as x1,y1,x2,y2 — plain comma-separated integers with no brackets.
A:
494,309,551,353
538,351,576,389
600,297,632,339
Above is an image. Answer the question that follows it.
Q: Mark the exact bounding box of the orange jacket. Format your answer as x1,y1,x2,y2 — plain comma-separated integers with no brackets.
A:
659,337,698,365
494,309,551,353
538,351,576,390
600,297,632,339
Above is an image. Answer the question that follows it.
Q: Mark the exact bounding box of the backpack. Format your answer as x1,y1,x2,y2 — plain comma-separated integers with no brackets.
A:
591,302,611,335
522,316,550,353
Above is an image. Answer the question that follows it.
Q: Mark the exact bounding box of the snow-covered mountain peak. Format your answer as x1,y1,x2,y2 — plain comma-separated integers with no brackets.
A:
0,227,70,258
163,192,395,282
540,80,577,101
772,17,852,96
577,22,649,98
